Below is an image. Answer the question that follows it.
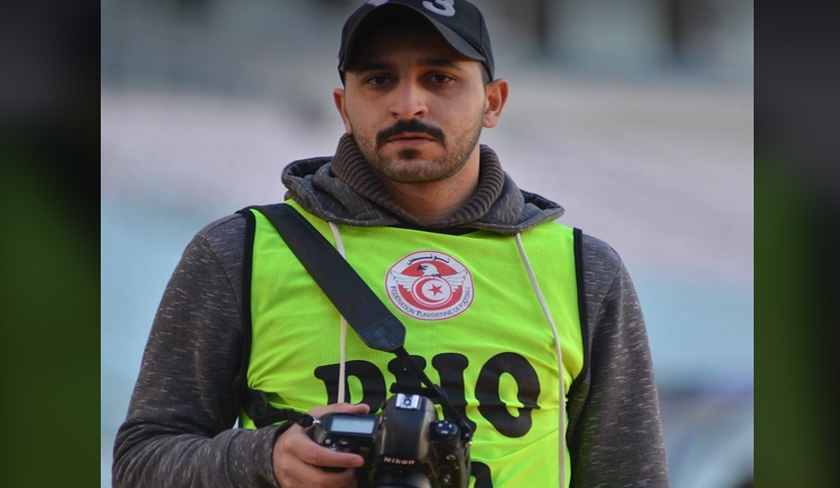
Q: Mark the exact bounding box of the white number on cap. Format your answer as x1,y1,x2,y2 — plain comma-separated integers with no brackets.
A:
423,0,456,17
366,0,390,6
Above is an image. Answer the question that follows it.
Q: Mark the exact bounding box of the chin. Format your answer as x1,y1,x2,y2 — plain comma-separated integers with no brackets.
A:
396,148,422,160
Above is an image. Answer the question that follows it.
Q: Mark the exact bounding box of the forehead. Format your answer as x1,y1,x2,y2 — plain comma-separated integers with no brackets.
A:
346,19,469,69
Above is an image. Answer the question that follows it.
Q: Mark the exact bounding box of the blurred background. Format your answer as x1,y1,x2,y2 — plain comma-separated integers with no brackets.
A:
101,1,754,487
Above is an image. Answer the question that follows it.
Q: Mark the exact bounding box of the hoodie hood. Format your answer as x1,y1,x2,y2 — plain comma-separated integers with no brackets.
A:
282,134,564,234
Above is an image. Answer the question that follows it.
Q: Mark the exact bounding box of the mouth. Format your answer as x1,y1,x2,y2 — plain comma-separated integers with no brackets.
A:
386,132,437,146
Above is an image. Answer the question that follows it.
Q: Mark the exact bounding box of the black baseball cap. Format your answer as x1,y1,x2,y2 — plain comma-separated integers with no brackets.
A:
338,0,495,81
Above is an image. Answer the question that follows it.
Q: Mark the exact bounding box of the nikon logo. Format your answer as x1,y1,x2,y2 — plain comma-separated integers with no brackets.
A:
383,456,416,465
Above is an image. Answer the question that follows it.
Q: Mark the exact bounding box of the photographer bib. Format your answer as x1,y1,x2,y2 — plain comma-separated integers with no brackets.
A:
242,202,583,487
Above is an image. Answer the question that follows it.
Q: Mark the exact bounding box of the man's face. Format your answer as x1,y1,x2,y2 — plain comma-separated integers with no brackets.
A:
335,19,500,185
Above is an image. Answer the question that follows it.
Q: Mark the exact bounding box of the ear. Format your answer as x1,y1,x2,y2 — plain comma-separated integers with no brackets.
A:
482,78,509,128
333,88,353,134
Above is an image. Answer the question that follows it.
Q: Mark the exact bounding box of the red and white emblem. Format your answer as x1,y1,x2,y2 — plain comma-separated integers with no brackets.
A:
385,251,474,321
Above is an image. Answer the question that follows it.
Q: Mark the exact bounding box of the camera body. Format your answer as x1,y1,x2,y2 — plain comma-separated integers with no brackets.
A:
309,393,470,488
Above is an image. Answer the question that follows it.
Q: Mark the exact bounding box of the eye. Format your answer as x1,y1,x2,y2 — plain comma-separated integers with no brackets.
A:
365,75,392,86
428,73,454,84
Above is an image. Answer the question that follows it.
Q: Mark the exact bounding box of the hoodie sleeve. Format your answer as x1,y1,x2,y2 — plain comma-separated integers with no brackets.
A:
565,234,671,487
111,214,285,488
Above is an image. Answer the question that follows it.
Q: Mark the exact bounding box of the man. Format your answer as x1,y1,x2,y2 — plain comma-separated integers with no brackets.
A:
112,1,670,487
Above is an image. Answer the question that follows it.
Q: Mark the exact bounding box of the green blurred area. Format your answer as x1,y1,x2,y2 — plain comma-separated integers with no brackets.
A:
0,132,99,486
755,148,837,487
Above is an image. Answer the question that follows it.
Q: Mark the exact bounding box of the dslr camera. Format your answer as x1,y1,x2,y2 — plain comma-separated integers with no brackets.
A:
308,392,471,488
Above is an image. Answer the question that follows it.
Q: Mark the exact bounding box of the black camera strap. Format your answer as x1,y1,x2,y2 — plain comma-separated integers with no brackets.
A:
257,203,472,442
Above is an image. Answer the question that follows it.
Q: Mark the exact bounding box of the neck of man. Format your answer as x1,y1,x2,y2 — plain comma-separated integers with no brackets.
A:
377,160,480,225
374,144,481,225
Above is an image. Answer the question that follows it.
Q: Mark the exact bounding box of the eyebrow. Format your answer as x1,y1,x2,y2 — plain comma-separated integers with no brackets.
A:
354,56,462,74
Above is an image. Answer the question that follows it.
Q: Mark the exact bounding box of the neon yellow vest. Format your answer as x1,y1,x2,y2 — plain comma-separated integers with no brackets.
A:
243,201,583,487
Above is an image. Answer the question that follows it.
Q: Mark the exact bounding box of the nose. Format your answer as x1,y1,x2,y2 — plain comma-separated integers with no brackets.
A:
389,81,429,120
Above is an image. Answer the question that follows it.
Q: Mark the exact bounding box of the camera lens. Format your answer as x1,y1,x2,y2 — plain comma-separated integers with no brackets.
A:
372,470,432,488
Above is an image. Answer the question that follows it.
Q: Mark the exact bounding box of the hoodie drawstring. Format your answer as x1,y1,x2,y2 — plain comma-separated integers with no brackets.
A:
515,232,567,488
328,221,350,404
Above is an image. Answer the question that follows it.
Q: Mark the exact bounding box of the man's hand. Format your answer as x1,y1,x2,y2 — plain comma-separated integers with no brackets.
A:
272,402,371,488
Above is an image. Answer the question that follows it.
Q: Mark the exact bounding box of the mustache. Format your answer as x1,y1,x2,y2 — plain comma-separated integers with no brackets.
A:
376,119,445,147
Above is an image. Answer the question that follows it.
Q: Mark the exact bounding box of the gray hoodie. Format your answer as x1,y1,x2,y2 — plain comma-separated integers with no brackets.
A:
112,134,670,487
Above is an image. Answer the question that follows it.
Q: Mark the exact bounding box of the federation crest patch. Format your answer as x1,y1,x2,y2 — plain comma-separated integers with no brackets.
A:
385,251,474,321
